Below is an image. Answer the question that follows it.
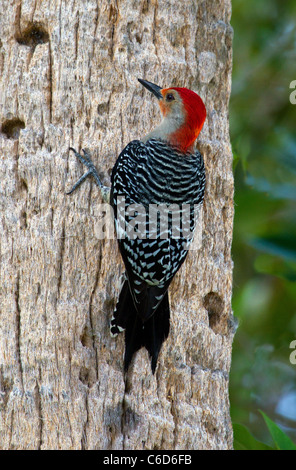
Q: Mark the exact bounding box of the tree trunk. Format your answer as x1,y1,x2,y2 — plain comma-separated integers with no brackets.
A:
0,0,234,450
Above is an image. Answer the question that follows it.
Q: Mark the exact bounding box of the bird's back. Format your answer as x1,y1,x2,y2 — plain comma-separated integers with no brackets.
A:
111,138,205,283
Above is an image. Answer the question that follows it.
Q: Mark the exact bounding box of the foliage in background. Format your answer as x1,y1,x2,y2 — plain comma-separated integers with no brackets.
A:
230,0,296,446
233,411,296,450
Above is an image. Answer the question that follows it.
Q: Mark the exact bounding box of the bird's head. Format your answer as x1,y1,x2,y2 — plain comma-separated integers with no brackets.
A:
138,78,206,153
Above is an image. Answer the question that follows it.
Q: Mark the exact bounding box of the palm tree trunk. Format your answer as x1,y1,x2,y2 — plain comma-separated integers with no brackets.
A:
0,0,234,449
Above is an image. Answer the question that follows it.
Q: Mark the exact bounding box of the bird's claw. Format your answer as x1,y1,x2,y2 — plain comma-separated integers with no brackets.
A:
67,147,103,194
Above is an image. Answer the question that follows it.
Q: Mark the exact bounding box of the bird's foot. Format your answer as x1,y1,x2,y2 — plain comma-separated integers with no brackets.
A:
67,147,110,202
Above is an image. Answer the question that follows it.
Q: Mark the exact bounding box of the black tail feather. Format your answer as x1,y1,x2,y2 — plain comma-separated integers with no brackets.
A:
124,312,144,372
111,280,170,373
143,293,170,373
110,280,131,336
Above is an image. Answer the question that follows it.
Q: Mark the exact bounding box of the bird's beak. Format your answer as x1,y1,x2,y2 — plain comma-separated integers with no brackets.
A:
138,79,163,100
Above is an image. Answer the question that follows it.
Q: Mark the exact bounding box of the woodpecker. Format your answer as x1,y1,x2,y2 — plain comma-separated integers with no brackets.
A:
67,79,206,374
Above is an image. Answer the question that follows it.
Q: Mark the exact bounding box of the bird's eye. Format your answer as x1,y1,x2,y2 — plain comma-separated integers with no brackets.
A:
166,93,175,102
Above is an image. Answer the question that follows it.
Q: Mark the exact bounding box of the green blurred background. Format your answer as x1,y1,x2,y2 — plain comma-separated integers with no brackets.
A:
230,0,296,445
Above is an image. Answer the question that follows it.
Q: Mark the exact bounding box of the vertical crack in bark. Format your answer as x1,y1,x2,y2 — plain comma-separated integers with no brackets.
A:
48,40,53,123
81,390,89,449
30,0,37,22
74,16,79,62
152,3,160,65
87,1,99,83
170,397,179,449
15,271,24,390
119,111,124,150
121,377,129,450
14,1,22,39
108,1,118,61
57,222,66,300
88,243,102,383
35,373,43,449
8,410,14,449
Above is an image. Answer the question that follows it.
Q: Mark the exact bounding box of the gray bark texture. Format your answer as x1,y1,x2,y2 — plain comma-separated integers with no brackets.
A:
0,0,234,450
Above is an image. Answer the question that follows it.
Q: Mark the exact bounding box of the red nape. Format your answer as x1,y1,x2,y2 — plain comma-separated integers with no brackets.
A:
170,87,206,153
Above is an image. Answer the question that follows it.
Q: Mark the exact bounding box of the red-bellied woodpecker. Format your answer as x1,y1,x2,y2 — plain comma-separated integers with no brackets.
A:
67,79,206,374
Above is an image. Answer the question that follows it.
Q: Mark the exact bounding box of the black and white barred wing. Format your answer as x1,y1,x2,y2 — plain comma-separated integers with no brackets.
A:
110,139,205,319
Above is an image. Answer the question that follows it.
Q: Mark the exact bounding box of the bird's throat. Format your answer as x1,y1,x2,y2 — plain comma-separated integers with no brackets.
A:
142,117,199,153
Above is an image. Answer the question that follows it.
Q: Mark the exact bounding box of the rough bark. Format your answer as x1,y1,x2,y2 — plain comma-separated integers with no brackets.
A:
0,0,234,450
